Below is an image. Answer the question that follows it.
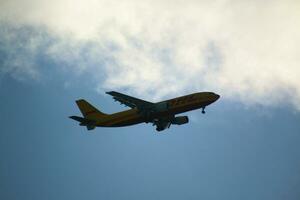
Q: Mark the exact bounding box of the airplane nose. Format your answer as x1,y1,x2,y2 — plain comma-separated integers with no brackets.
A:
214,94,220,101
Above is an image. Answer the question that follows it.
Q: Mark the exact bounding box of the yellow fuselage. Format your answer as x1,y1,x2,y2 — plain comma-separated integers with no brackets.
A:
95,92,219,127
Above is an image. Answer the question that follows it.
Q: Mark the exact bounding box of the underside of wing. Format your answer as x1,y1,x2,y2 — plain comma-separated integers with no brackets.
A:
106,91,154,109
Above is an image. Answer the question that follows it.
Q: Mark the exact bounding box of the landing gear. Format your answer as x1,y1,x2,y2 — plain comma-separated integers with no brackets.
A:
156,127,164,132
201,107,206,114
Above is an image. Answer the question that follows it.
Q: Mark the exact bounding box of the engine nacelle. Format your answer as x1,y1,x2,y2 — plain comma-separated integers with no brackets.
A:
171,116,189,125
153,102,169,112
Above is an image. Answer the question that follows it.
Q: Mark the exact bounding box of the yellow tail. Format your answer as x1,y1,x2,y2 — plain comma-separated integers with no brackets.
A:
76,99,108,120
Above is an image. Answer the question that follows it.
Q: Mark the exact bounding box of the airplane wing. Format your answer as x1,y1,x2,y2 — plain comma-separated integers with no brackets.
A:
106,91,154,110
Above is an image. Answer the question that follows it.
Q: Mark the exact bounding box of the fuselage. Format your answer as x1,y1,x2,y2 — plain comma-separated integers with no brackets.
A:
96,92,220,127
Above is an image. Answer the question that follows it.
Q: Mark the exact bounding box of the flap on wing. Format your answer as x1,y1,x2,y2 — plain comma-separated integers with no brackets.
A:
106,91,153,109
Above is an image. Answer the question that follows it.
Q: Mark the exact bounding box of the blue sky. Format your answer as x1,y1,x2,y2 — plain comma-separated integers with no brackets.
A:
1,1,300,199
1,69,300,200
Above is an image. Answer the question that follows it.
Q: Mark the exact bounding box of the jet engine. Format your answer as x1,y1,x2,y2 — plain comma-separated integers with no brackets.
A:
171,116,189,125
153,102,169,112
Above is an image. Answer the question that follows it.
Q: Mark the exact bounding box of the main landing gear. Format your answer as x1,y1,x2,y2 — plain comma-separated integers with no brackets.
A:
201,107,206,114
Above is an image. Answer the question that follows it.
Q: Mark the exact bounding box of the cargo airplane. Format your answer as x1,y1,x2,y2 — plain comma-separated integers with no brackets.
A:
70,91,220,132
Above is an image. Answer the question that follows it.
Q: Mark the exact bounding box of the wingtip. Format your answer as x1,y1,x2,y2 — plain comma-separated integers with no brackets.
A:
106,91,115,95
75,99,85,103
69,116,77,120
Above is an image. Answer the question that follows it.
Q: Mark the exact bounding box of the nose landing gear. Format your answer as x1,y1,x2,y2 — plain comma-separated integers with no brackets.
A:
201,107,206,114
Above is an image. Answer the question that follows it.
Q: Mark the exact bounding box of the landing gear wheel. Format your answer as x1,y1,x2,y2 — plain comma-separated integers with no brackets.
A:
202,107,206,114
156,127,163,132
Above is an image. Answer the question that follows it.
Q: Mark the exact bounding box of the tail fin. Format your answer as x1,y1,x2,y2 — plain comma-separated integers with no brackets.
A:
75,99,108,120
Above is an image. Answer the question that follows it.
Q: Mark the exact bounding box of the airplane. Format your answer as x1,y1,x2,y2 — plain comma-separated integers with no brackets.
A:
70,91,220,132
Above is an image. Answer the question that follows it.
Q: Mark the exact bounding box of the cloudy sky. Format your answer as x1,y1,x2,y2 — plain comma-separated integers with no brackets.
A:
1,0,300,200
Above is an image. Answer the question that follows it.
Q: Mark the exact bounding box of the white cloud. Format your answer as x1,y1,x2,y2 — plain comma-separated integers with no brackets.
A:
0,0,300,108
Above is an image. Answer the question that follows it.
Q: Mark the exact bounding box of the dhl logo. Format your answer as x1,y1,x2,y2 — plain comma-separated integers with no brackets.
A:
168,95,197,107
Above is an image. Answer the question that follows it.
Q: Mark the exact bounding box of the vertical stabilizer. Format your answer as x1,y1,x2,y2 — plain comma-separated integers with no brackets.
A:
75,99,108,120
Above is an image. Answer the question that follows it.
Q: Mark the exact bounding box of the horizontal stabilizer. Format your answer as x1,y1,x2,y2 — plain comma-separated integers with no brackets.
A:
69,116,85,122
70,116,96,127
